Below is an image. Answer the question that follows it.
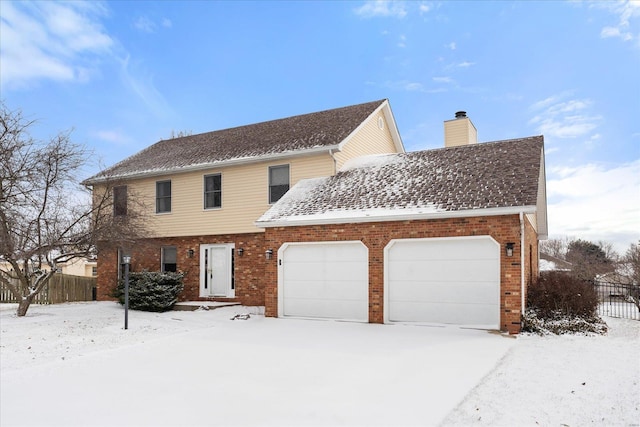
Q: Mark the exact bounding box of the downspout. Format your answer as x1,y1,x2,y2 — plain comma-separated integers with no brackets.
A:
329,149,338,175
520,212,526,315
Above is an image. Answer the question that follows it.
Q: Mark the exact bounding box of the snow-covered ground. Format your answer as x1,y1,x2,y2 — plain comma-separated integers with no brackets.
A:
0,302,638,426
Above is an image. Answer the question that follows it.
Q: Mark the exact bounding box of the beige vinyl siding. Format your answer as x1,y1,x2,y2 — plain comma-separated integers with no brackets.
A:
123,153,335,237
334,110,399,170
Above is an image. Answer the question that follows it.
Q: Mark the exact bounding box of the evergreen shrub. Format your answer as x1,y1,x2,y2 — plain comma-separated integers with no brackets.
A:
113,271,184,312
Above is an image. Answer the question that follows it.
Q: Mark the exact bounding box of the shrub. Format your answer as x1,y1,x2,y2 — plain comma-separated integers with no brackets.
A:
522,271,606,335
113,271,184,312
527,271,599,319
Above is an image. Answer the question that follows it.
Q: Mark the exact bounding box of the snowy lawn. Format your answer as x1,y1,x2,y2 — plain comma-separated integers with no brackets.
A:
0,302,638,426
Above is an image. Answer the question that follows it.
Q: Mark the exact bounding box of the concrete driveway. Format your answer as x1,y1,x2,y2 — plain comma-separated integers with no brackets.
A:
1,304,515,426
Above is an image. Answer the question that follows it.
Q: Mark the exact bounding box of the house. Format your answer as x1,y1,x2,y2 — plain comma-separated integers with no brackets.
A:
83,99,403,305
539,252,572,274
83,100,547,334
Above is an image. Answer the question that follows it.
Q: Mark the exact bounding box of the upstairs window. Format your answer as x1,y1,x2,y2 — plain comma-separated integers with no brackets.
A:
204,174,222,209
269,165,289,204
161,246,177,272
156,180,171,213
113,185,127,216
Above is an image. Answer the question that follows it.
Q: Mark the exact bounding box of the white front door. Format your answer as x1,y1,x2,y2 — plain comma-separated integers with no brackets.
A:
200,244,235,298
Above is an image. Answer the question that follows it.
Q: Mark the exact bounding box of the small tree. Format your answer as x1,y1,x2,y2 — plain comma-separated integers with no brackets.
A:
0,102,148,316
566,239,615,282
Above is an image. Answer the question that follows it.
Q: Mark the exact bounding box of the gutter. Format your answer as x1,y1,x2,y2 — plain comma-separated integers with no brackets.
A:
520,212,526,316
255,205,538,228
83,144,342,185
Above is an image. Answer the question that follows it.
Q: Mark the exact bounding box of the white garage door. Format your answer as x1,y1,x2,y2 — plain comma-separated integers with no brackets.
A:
385,236,500,328
279,242,368,322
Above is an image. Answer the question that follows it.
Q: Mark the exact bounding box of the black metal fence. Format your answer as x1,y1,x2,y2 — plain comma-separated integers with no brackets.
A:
595,281,640,321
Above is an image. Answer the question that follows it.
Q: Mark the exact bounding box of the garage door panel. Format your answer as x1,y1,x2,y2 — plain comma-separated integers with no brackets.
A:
325,261,368,281
389,301,498,325
284,298,368,321
280,242,368,322
389,281,499,305
389,259,499,282
386,237,500,328
388,239,498,262
283,279,367,300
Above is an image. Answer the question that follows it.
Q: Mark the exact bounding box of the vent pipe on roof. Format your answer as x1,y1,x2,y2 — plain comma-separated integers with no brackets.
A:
444,111,477,147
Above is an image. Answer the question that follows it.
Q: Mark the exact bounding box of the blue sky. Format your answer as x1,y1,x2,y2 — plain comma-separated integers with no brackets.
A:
1,0,638,252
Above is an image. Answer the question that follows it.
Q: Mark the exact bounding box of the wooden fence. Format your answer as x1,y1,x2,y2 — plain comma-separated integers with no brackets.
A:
0,274,97,304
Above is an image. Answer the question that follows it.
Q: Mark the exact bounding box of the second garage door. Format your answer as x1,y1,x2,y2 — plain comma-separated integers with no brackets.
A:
279,241,369,322
385,236,500,328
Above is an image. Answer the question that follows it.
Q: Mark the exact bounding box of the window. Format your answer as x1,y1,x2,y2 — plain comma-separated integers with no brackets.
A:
113,186,127,216
156,180,171,213
91,266,97,277
161,246,177,272
204,174,222,209
269,165,289,204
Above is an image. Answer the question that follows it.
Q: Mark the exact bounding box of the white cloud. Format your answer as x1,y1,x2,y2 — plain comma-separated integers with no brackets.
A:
594,0,640,43
134,16,172,33
354,1,407,18
447,42,456,50
134,16,156,33
419,3,431,14
433,76,454,84
529,95,601,139
546,160,640,252
0,1,113,89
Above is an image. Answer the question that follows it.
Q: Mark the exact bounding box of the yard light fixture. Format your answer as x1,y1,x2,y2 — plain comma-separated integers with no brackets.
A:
187,249,195,258
122,254,131,330
505,243,515,257
265,249,273,260
237,248,244,257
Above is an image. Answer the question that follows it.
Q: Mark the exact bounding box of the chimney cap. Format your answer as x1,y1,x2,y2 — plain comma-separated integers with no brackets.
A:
455,111,467,119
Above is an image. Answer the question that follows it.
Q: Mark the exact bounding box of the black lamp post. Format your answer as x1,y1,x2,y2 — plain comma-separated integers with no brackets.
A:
123,254,131,330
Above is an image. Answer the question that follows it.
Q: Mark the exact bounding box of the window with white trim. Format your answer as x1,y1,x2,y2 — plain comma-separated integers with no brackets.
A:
204,174,222,209
269,165,289,204
161,246,177,272
156,180,171,213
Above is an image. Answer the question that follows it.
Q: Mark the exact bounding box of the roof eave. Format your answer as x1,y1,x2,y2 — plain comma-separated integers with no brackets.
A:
255,205,538,229
83,144,342,185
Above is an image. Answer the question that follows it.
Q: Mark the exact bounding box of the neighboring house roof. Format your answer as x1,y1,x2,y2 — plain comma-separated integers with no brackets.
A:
84,99,402,184
539,252,572,272
256,136,547,233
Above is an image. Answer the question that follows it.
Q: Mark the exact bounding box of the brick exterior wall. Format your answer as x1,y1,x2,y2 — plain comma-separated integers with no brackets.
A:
264,214,539,334
97,215,540,334
96,232,267,306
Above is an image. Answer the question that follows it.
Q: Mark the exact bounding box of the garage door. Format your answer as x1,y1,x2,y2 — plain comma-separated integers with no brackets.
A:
279,242,368,322
385,236,500,328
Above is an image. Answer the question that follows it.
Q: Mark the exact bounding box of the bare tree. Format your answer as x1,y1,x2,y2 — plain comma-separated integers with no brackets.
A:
0,102,148,316
617,242,640,312
540,237,570,259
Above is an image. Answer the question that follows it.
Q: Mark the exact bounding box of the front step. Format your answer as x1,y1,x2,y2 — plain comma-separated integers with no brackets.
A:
173,301,242,311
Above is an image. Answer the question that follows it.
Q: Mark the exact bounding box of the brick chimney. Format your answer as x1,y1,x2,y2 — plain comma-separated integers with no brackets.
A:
444,111,477,147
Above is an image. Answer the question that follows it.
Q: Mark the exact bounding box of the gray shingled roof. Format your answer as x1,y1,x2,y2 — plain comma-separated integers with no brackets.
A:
257,136,544,225
84,99,387,184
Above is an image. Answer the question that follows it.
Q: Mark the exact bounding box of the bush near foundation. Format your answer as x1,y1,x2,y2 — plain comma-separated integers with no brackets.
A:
522,271,607,335
113,271,184,312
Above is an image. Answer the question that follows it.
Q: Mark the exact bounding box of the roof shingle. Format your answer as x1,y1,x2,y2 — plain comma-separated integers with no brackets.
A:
257,136,544,225
84,99,387,184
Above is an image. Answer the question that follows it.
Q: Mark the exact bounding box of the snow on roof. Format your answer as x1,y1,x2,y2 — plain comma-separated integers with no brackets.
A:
257,136,544,226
